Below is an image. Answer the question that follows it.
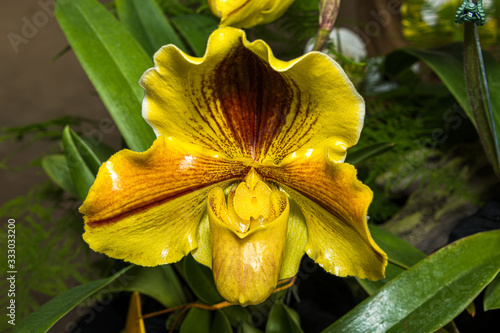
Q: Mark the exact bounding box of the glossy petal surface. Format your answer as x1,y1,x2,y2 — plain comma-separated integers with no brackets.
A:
260,149,387,280
208,0,296,28
81,136,249,266
140,27,364,164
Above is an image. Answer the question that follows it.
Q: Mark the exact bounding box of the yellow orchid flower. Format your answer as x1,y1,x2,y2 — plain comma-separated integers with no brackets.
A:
80,27,387,306
208,0,295,28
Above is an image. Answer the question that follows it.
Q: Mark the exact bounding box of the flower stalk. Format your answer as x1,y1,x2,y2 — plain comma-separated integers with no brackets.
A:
313,0,341,52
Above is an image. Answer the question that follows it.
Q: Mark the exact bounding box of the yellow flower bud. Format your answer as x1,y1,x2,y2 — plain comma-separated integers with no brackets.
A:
208,0,296,28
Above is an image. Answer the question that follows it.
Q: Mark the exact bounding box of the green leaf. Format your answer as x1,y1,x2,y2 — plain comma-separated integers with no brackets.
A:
158,0,193,16
266,303,303,333
222,305,252,327
211,310,232,333
369,224,426,269
388,45,474,123
116,0,186,56
55,0,156,152
345,142,394,165
69,129,114,175
122,265,186,308
62,126,95,201
322,230,500,333
387,44,500,176
41,154,78,197
484,273,500,311
180,308,211,333
171,14,218,56
356,262,405,295
183,254,224,304
14,266,133,333
239,321,263,333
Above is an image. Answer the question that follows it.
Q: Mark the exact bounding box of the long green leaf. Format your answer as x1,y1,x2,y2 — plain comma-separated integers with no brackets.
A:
180,308,211,333
356,262,405,295
62,126,95,201
388,46,474,123
15,266,133,333
369,224,426,269
122,265,186,308
116,0,186,56
55,0,156,152
484,273,500,311
69,129,114,175
323,230,500,333
183,254,224,304
41,154,78,197
239,321,264,333
211,310,232,333
357,224,426,294
387,44,500,176
171,14,218,56
266,303,303,333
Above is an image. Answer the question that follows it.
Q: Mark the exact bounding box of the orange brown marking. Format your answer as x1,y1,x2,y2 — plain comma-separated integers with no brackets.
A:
81,137,251,227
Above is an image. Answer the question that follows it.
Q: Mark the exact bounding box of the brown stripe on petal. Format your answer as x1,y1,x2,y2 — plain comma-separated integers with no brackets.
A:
258,154,371,236
80,137,251,229
203,43,319,163
87,180,228,227
226,0,253,18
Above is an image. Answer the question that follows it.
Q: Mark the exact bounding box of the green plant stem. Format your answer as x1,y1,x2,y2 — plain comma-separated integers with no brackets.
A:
312,0,341,52
463,21,500,178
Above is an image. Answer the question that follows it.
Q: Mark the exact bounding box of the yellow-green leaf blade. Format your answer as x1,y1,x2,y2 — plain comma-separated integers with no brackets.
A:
14,266,133,333
41,154,78,197
323,230,500,333
484,273,500,311
62,126,95,201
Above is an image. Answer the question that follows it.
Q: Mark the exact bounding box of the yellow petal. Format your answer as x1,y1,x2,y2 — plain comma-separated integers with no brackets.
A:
279,198,307,280
207,187,289,305
259,149,387,280
80,136,249,266
208,0,296,28
140,27,364,164
125,292,145,333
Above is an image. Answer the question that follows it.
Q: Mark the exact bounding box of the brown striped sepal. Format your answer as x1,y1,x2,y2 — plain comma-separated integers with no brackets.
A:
140,27,364,165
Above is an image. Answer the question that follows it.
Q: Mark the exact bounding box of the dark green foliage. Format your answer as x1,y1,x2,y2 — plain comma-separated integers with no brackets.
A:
0,183,92,331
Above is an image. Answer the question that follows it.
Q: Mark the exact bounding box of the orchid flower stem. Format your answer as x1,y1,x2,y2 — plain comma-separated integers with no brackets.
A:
312,0,341,52
463,21,500,178
140,276,298,330
274,275,298,293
